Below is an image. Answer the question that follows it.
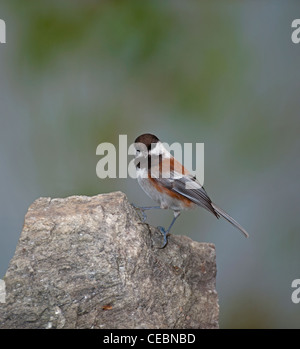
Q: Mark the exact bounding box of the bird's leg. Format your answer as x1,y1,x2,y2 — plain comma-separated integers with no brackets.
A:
131,204,161,222
157,211,181,249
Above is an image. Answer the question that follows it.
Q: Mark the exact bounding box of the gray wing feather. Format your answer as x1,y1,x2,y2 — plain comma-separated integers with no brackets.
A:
153,173,219,217
153,172,249,238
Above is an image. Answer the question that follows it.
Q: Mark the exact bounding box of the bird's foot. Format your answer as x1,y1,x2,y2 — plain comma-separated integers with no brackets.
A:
156,226,169,249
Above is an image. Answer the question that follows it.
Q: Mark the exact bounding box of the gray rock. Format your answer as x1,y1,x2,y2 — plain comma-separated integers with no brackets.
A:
0,191,219,329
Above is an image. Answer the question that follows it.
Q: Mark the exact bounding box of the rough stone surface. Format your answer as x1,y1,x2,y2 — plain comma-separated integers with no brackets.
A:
0,191,219,329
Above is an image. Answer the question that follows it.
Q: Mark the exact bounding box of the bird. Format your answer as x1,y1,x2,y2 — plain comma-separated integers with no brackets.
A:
133,133,249,248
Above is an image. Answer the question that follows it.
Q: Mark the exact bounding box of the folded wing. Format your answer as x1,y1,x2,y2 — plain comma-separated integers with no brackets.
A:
152,170,249,238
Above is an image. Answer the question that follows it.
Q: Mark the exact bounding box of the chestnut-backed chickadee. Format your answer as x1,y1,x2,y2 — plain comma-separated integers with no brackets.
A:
133,133,249,248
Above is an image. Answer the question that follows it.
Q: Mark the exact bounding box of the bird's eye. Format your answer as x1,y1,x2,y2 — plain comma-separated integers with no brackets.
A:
136,149,141,154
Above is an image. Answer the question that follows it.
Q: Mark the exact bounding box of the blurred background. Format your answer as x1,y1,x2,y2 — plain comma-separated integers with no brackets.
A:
1,0,300,328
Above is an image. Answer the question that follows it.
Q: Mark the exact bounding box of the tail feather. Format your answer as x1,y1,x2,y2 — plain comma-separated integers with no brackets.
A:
211,203,249,238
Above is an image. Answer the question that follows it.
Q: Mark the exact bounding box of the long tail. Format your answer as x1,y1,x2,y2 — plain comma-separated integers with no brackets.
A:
211,203,249,238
